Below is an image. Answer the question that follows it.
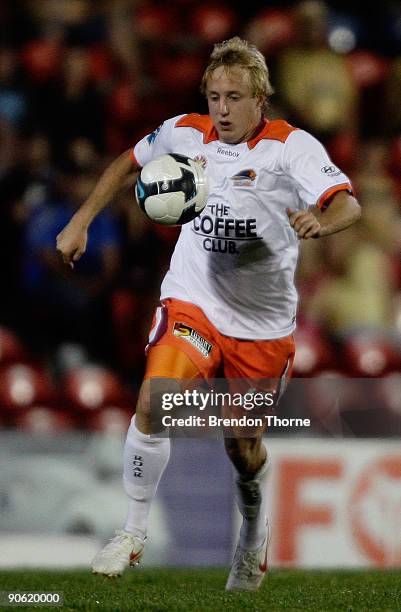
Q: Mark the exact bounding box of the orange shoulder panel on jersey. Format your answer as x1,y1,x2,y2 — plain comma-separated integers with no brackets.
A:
176,115,297,149
176,114,218,144
129,148,141,168
247,119,298,149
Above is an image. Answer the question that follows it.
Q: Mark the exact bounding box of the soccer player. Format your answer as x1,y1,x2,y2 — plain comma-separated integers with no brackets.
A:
56,37,360,591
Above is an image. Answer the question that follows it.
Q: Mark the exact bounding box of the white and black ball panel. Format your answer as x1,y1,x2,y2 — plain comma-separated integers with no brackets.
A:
145,191,187,224
141,153,188,183
135,153,208,226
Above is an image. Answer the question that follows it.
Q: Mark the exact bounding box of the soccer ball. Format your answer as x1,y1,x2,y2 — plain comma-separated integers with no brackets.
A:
135,153,208,225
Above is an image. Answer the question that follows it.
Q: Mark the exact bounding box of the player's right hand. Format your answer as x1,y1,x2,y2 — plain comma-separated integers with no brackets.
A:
56,219,88,269
286,208,321,239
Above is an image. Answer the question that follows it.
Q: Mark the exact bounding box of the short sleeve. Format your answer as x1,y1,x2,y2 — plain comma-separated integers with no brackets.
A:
131,115,185,168
282,130,353,209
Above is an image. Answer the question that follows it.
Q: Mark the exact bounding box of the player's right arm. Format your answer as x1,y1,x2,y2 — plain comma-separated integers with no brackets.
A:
56,150,140,267
57,116,180,266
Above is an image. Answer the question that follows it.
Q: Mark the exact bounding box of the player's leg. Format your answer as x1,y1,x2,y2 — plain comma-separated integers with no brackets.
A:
123,345,201,537
223,335,294,591
92,345,201,577
225,431,269,552
224,431,271,592
224,433,266,479
120,297,220,553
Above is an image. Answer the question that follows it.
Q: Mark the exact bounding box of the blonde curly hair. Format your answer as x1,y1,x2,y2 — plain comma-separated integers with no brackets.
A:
200,37,274,113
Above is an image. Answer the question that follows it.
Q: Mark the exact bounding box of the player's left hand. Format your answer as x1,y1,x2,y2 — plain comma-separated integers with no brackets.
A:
286,208,321,239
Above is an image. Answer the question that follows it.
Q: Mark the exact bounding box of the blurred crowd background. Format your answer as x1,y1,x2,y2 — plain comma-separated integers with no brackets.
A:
2,0,401,435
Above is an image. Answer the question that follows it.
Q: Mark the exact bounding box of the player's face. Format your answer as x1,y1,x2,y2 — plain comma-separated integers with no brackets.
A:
206,65,265,144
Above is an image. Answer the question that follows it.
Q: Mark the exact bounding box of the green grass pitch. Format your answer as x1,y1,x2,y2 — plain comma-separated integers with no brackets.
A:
0,568,400,611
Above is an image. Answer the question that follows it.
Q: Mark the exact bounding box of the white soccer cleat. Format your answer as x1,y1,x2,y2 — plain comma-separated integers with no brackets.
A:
91,530,145,577
225,523,270,592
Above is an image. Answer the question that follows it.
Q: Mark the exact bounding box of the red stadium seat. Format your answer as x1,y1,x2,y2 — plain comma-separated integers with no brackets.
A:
108,81,139,125
0,363,57,411
21,38,63,82
153,55,204,93
12,406,76,433
346,51,389,89
0,327,27,366
342,332,401,377
244,9,294,54
292,324,335,377
190,5,237,43
326,131,358,173
84,405,132,433
88,45,115,83
134,5,179,40
63,365,133,413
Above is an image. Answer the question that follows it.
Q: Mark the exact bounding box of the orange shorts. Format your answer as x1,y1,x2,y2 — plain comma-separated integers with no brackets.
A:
144,298,295,387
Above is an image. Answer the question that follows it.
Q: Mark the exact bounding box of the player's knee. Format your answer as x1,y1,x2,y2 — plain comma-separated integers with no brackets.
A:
136,380,151,420
224,437,264,476
225,437,251,461
135,377,183,434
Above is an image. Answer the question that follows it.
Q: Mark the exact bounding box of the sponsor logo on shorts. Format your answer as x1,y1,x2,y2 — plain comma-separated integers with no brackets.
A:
173,322,212,357
231,169,257,187
320,165,341,176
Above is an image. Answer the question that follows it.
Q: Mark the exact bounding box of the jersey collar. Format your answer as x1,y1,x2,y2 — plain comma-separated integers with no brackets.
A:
207,116,270,149
176,114,272,149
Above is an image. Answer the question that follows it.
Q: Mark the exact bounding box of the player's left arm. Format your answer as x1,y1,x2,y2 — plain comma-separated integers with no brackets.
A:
286,190,361,240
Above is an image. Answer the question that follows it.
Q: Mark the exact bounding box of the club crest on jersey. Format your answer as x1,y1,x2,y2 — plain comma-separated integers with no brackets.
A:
231,169,257,187
173,322,212,357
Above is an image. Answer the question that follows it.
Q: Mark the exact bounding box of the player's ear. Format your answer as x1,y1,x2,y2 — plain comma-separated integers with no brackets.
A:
256,95,266,111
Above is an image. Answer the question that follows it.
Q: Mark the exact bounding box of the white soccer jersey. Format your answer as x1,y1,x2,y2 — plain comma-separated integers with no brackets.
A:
132,114,352,339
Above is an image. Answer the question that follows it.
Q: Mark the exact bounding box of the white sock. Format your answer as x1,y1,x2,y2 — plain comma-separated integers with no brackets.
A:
123,415,170,539
235,453,270,551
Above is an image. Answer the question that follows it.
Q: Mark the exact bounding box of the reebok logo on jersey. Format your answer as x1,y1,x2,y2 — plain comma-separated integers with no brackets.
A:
321,165,341,176
217,147,240,158
173,322,212,357
231,169,257,187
